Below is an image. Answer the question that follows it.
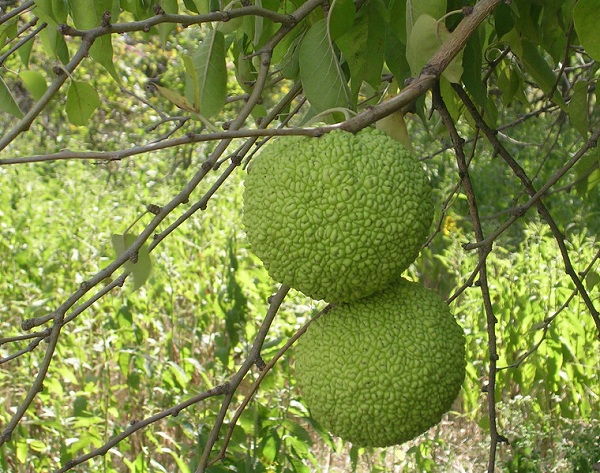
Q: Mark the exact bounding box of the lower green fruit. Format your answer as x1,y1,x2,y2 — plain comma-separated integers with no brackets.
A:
294,278,466,447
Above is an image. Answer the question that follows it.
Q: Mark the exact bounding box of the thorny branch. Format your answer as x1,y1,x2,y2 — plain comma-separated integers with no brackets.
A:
432,83,506,473
453,84,600,336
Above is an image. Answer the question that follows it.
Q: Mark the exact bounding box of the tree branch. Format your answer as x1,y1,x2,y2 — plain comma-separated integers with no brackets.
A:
453,84,600,336
431,82,505,473
195,285,290,473
340,0,503,133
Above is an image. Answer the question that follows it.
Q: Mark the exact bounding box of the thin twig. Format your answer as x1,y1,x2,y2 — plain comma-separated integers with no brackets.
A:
454,84,600,336
499,247,600,370
209,304,331,466
0,0,33,25
52,384,231,473
432,82,505,473
195,285,290,473
0,20,46,66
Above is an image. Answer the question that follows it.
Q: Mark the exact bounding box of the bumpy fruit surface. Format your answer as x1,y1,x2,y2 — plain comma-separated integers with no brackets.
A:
242,128,433,302
294,278,466,447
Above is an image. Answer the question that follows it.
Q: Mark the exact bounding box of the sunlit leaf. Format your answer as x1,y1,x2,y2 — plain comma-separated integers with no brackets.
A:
574,0,600,61
376,111,412,150
66,80,100,126
406,14,463,83
154,84,197,113
189,29,227,118
406,0,446,37
19,71,48,101
110,233,153,291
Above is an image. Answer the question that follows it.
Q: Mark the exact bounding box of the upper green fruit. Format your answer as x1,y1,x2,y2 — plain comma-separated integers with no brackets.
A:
242,128,433,302
294,278,466,448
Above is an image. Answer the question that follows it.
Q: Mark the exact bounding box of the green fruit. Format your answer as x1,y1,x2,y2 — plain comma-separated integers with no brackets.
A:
294,278,466,447
242,128,433,302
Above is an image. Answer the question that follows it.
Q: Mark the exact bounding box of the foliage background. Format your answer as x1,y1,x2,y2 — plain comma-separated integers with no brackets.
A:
1,0,599,472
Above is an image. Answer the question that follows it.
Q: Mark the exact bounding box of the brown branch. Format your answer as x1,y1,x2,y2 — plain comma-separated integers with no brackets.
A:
0,329,50,364
209,304,331,466
0,32,94,151
0,19,46,66
53,384,231,473
432,82,505,473
59,6,295,38
340,0,503,133
0,127,330,166
0,0,32,25
195,285,290,473
454,84,600,336
53,287,289,473
0,312,64,444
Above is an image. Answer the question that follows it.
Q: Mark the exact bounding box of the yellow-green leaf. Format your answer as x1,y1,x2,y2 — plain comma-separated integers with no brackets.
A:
111,233,153,291
0,77,24,118
20,71,48,101
154,84,197,113
574,0,600,61
66,80,100,126
406,14,463,84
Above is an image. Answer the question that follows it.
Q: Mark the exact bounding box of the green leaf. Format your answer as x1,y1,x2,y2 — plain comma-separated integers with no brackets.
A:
388,0,407,43
514,38,567,111
16,440,28,464
574,0,600,61
192,0,210,14
68,0,120,80
188,29,227,118
364,1,386,90
328,0,355,41
299,19,351,113
0,77,24,118
261,435,278,463
574,151,600,197
586,271,600,291
17,34,35,67
158,0,178,46
568,81,589,139
182,53,199,108
493,1,514,40
406,14,463,83
154,84,197,113
111,233,153,291
406,0,446,38
39,25,70,64
19,71,48,101
337,13,368,103
66,80,100,126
